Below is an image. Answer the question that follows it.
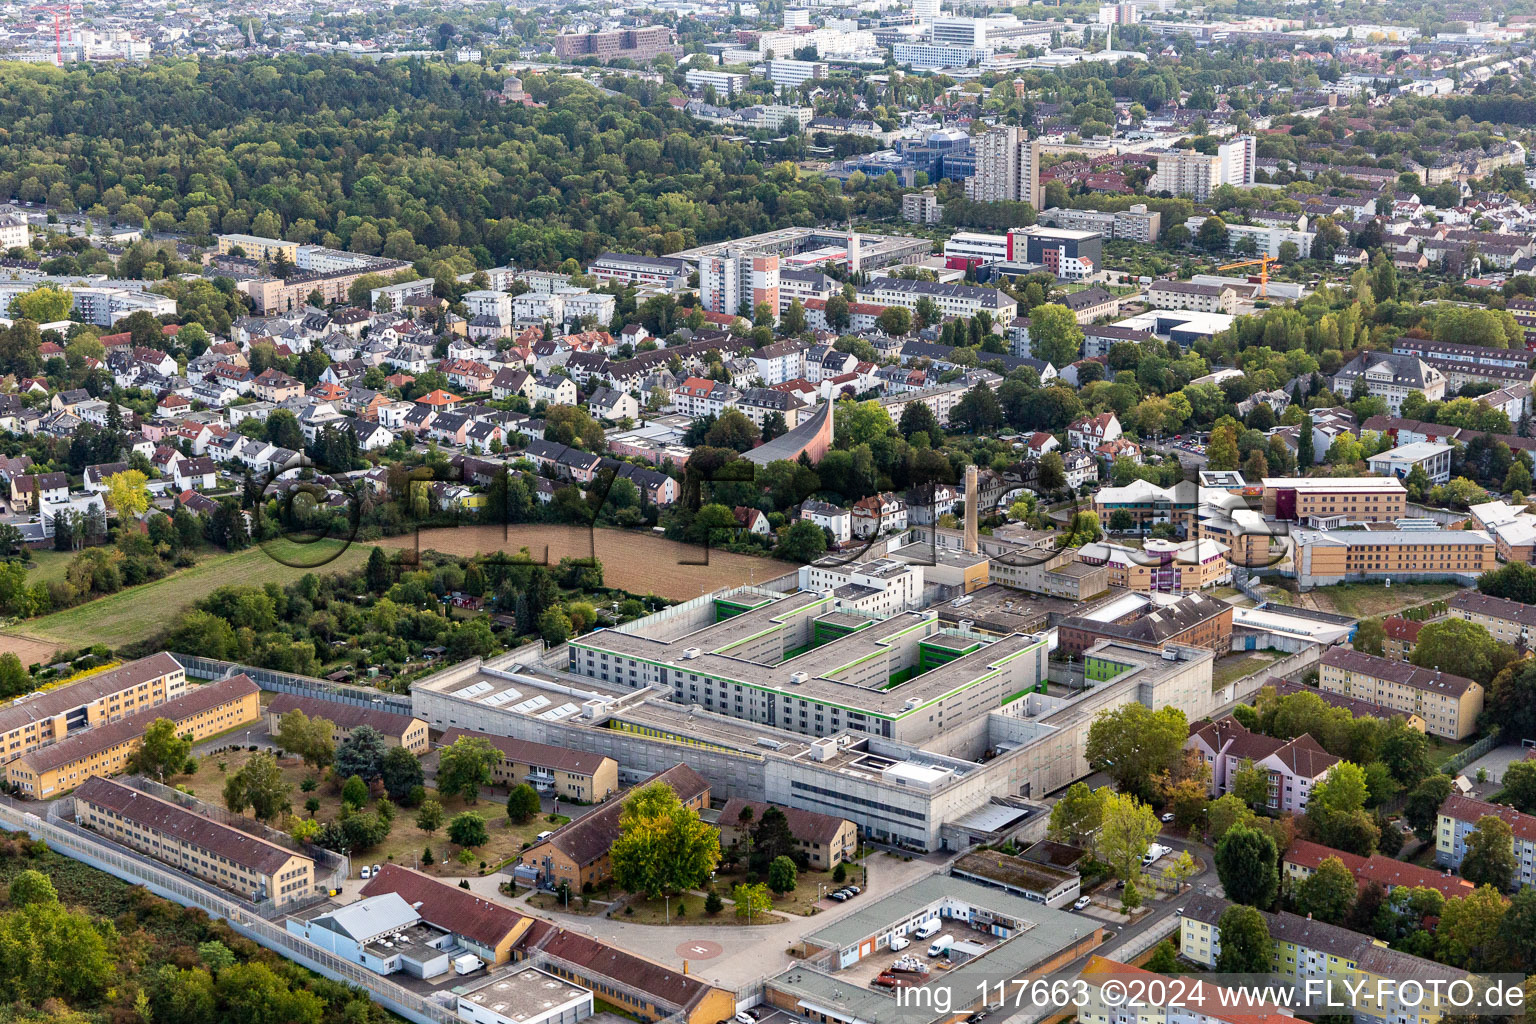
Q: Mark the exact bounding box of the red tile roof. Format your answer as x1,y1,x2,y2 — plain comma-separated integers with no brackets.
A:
359,865,541,951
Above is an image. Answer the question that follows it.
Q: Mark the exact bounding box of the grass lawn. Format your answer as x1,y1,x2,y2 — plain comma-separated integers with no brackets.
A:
181,746,554,878
620,890,779,926
526,891,608,916
1305,582,1461,619
22,549,77,585
21,539,370,649
1211,650,1282,690
712,864,841,917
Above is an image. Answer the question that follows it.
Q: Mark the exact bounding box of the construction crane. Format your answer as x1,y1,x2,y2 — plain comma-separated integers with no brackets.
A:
29,4,80,66
1217,253,1279,298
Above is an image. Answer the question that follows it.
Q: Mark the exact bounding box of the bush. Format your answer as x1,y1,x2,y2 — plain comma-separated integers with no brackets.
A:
833,863,847,884
459,880,470,889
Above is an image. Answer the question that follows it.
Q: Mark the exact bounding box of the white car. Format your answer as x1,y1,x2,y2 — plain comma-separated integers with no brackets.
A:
360,866,372,879
1160,812,1175,823
1073,896,1092,911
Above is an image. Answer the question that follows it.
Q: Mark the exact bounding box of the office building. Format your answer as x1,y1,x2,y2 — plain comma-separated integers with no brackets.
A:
265,694,430,754
1072,537,1233,596
1012,226,1102,280
683,68,748,97
7,673,261,797
913,0,940,23
439,728,619,802
588,252,690,288
0,652,186,766
766,59,828,86
903,191,943,224
76,775,315,904
966,126,1040,207
1317,648,1483,740
458,969,592,1024
1147,280,1239,314
676,226,928,274
698,248,780,317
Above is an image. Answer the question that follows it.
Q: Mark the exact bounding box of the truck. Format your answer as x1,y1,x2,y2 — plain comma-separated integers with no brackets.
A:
914,918,941,940
1142,843,1172,867
927,934,954,958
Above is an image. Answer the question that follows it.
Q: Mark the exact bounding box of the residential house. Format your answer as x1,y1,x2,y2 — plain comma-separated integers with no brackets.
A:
717,798,858,869
1185,716,1340,813
799,499,852,544
588,387,639,422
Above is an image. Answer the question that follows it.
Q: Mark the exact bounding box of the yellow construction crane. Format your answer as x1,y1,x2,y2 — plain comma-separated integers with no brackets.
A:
1217,253,1278,298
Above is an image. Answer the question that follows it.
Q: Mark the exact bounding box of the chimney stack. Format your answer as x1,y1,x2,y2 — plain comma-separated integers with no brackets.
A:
964,465,979,555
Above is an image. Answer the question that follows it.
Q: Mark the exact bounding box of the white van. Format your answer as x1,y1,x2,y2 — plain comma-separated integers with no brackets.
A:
889,934,910,952
536,830,554,842
1142,843,1172,867
927,934,954,958
914,918,941,940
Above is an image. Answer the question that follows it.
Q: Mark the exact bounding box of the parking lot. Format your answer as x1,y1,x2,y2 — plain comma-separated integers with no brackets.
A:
821,917,1003,995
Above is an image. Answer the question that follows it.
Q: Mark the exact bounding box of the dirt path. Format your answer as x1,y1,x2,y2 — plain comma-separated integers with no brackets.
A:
0,631,60,666
375,524,783,600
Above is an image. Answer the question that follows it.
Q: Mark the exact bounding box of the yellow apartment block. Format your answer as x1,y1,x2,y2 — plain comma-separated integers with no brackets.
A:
439,728,619,803
0,652,186,765
75,774,315,904
8,673,261,798
1292,526,1496,590
265,694,430,754
1318,647,1482,740
1261,476,1408,522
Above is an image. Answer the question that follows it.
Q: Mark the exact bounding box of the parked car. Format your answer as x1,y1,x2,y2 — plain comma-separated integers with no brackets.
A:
360,866,372,880
1160,812,1175,823
1073,895,1092,911
845,885,861,895
830,891,848,901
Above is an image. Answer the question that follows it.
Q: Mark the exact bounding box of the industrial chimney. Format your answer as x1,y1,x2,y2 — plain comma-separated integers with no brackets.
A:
964,465,979,555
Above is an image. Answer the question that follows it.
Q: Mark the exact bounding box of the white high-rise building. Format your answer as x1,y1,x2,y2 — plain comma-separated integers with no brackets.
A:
1219,134,1256,188
965,126,1041,208
699,249,781,319
1149,135,1255,200
913,0,940,24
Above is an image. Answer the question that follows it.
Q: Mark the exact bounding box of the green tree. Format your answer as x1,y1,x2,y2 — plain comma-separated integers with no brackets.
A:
132,717,193,782
777,519,828,563
1095,790,1160,886
222,752,290,822
448,811,489,848
1145,939,1180,973
1085,703,1188,801
1460,815,1516,890
1409,619,1507,686
506,783,541,824
1027,303,1084,368
436,734,498,804
341,774,370,808
1206,418,1240,471
274,708,336,772
1215,823,1279,908
5,869,57,908
415,799,444,834
381,746,424,802
609,782,722,898
1048,781,1105,847
335,724,387,781
1231,759,1270,811
1404,775,1455,842
732,882,772,920
1435,884,1509,971
1293,856,1356,924
11,286,73,323
0,902,117,1004
1215,903,1272,973
104,470,151,520
1352,618,1386,657
1310,761,1369,817
768,855,798,895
